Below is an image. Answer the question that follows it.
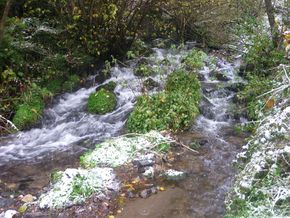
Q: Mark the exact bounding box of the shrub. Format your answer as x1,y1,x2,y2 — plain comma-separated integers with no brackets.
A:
245,34,286,75
127,70,201,133
182,49,207,71
166,69,201,98
63,75,80,91
87,89,117,114
237,73,273,120
46,78,64,94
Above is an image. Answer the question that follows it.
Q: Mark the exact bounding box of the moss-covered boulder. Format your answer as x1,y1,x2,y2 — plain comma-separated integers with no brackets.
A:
87,89,117,114
12,86,46,130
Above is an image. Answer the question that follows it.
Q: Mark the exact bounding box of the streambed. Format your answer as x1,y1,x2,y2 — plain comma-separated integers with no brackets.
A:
0,45,247,218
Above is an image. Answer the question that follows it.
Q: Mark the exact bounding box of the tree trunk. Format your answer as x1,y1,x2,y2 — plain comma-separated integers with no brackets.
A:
264,0,279,47
0,0,13,43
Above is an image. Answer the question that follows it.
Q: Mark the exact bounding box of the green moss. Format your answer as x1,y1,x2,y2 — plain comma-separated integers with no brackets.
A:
87,88,117,114
63,75,80,91
12,84,47,130
134,64,154,77
12,100,44,130
127,70,201,133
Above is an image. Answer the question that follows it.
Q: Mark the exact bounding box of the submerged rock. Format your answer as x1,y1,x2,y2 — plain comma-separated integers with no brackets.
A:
216,72,231,81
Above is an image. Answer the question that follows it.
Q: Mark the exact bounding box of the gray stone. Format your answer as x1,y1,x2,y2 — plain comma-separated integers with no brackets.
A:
139,189,151,199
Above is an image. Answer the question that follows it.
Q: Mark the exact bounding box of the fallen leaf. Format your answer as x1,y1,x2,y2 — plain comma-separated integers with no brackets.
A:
265,98,275,109
18,204,28,213
21,194,34,203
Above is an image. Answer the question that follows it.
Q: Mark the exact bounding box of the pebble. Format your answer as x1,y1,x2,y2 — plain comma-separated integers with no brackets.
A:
139,189,151,198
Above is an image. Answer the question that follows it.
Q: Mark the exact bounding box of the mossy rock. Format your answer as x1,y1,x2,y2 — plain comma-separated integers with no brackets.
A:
63,75,80,91
87,89,117,114
12,84,49,130
134,64,154,77
12,100,44,130
95,81,117,92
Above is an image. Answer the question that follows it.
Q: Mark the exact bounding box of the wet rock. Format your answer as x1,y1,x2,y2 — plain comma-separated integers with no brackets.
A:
0,197,14,208
150,187,158,194
216,72,230,81
139,189,152,199
95,81,117,92
163,170,187,181
127,191,135,198
225,83,245,92
198,139,209,146
197,73,206,81
137,167,146,174
95,69,111,84
133,154,155,168
0,210,18,218
143,78,159,91
135,159,155,168
143,167,154,179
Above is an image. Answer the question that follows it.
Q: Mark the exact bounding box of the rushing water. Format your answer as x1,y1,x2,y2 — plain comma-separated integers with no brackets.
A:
0,47,186,169
0,45,246,217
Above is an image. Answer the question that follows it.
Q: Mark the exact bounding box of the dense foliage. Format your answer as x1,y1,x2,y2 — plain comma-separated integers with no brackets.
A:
0,0,257,133
127,70,201,133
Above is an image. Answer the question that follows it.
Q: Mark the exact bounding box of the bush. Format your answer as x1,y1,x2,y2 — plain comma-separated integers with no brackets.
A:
182,49,207,71
87,89,117,114
46,78,64,94
245,35,286,75
63,75,80,91
237,74,273,120
127,70,201,133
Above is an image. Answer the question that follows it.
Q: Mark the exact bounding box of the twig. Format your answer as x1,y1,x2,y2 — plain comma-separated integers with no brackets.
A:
175,141,199,154
0,115,19,132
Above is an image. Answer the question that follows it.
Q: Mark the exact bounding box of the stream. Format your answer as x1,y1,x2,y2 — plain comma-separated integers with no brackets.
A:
0,45,247,217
